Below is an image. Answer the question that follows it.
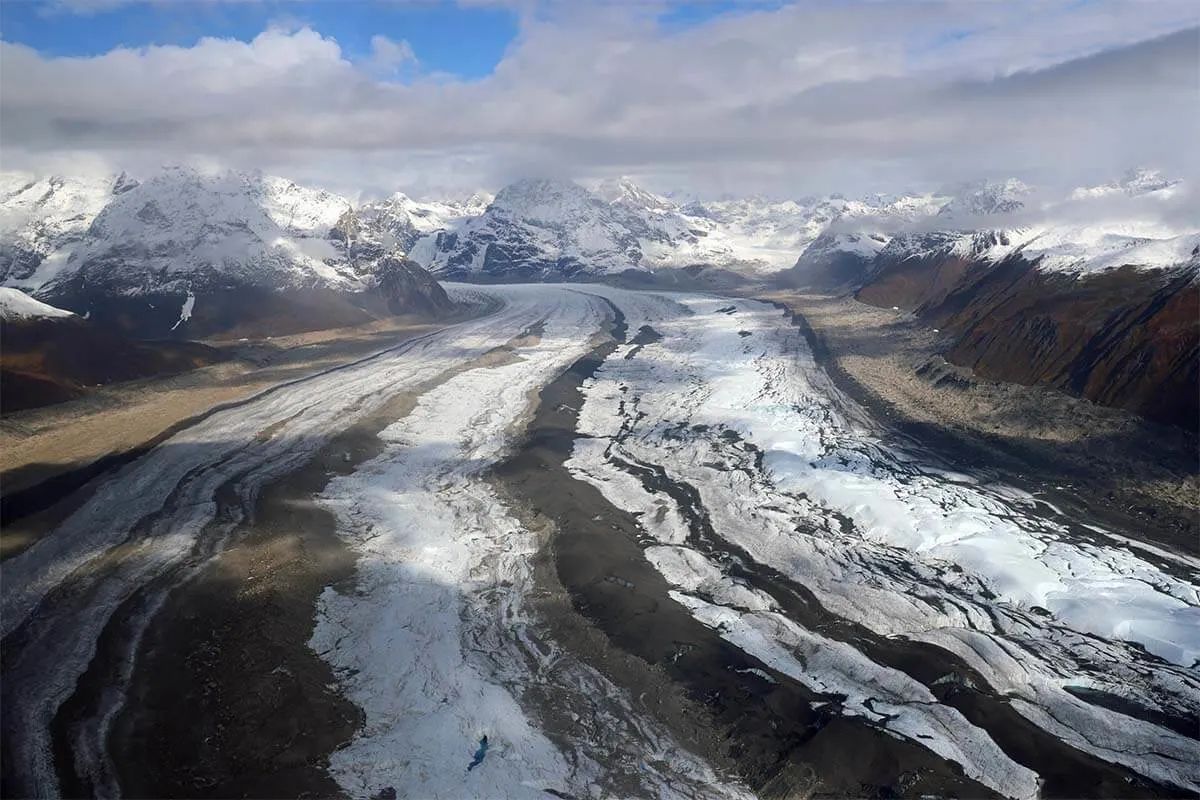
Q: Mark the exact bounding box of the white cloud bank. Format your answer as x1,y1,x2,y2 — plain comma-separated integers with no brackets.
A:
1,1,1197,198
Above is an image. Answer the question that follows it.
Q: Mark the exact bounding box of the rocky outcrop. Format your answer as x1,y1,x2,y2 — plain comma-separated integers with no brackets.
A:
857,253,1199,430
774,231,889,291
357,255,456,317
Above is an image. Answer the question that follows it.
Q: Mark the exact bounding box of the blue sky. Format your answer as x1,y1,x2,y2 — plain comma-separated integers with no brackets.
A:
1,1,519,77
0,0,788,78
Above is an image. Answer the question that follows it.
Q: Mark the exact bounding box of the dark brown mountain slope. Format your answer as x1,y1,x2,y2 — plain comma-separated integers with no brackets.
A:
1,315,221,413
857,255,1199,430
41,255,456,341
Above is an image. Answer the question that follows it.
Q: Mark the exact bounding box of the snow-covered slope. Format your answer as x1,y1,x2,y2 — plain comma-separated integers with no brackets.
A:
354,192,491,260
1070,168,1181,201
53,166,356,294
416,178,953,280
0,166,455,337
418,178,683,280
696,193,948,270
936,178,1031,220
0,287,74,321
864,174,1199,277
1008,172,1197,275
591,176,677,212
0,172,130,287
777,171,1196,290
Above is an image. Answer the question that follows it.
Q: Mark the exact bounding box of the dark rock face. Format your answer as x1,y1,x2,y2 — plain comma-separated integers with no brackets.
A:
40,257,453,342
775,232,881,291
857,254,1200,430
0,316,221,412
41,281,369,340
0,244,44,284
32,217,455,341
362,255,455,317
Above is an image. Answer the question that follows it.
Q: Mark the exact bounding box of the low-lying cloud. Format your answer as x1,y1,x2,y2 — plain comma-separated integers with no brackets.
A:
2,1,1197,199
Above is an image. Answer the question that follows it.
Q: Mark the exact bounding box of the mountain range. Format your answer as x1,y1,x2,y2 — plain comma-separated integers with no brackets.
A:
2,165,1196,426
0,168,454,339
5,167,1193,293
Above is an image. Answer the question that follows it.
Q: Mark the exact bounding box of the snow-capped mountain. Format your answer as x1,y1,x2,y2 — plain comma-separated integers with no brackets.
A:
4,165,1195,312
350,191,491,260
0,166,454,338
591,176,677,213
1070,168,1181,200
54,166,355,295
867,175,1198,278
0,172,132,286
418,178,700,280
936,178,1031,220
415,178,955,281
776,171,1198,294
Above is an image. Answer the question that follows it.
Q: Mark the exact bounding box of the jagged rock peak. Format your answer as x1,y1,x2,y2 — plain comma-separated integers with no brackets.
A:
592,177,676,212
111,171,140,195
938,178,1031,218
1117,168,1179,195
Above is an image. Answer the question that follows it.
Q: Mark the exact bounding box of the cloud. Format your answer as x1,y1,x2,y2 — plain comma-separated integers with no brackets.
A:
365,35,418,80
2,1,1198,198
833,181,1199,240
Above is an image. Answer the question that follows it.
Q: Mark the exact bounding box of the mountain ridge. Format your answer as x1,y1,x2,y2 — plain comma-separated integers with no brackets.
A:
1,166,455,339
3,168,1196,427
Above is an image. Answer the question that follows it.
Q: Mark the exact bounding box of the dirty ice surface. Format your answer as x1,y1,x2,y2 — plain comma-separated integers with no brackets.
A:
567,288,1200,795
311,285,751,800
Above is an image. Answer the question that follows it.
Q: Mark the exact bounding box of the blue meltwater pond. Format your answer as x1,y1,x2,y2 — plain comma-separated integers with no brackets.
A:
467,735,489,772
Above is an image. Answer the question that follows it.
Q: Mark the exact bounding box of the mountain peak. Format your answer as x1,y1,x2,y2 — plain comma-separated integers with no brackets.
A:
1117,168,1178,195
111,171,140,196
490,178,599,222
592,177,675,212
938,178,1030,219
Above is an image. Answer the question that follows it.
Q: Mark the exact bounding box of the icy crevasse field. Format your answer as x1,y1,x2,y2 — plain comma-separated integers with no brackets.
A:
310,286,752,800
566,288,1200,796
305,284,1198,800
7,282,1194,799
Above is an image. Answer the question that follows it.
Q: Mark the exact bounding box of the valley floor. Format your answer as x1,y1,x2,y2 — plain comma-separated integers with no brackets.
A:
1,285,1197,800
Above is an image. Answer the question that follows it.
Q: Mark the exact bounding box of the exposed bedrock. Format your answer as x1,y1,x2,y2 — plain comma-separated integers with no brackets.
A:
857,256,1199,430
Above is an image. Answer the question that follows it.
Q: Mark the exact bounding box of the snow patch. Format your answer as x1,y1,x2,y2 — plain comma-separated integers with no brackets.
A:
170,292,195,331
0,287,74,320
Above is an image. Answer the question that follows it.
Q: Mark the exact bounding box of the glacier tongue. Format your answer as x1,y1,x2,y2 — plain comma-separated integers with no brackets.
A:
565,286,1200,795
311,285,752,800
